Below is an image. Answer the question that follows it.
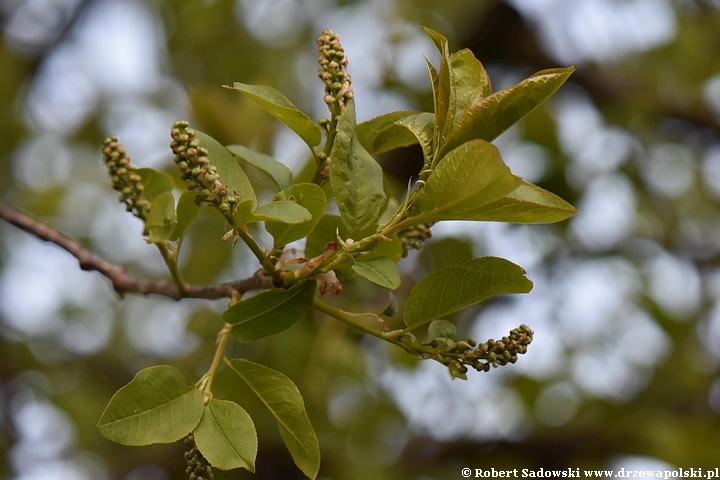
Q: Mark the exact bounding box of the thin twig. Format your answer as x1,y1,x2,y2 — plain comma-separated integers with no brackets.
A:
0,202,273,299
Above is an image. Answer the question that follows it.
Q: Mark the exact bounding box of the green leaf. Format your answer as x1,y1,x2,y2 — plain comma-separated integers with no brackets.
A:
97,365,203,446
450,48,491,119
469,180,577,223
437,67,575,159
356,110,421,153
171,190,201,241
329,99,386,232
351,256,401,289
404,256,533,327
265,183,326,247
194,399,257,472
252,200,312,224
227,144,293,190
226,82,322,147
136,168,176,241
369,234,404,263
223,280,317,342
372,112,435,161
137,168,174,200
304,214,347,258
193,129,257,220
227,359,320,480
146,191,177,243
425,57,439,95
409,139,522,224
427,319,457,340
194,130,317,226
422,26,456,148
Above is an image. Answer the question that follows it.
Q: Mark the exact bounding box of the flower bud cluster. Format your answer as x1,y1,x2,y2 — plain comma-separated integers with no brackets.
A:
170,121,236,212
184,433,214,480
101,136,150,220
398,222,434,257
425,324,533,375
317,28,353,115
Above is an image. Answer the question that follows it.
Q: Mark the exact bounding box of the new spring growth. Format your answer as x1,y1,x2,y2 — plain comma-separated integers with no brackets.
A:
398,222,434,257
170,121,236,213
101,136,151,223
184,433,214,480
317,28,353,116
426,324,534,375
473,324,534,370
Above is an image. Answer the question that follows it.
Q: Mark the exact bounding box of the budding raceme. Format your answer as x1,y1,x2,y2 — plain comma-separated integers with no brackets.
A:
317,28,353,115
101,136,151,222
170,121,236,211
398,222,434,257
472,324,533,369
425,324,534,375
184,433,214,480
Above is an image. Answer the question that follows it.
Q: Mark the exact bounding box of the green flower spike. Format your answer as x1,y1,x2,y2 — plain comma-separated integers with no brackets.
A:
423,324,534,378
170,121,235,212
101,136,151,222
317,28,353,116
471,324,534,371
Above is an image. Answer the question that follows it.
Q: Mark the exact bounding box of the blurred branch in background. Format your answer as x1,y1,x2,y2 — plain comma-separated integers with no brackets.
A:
0,202,272,299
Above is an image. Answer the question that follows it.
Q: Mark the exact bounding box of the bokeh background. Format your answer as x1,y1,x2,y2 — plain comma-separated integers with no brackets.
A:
2,0,720,478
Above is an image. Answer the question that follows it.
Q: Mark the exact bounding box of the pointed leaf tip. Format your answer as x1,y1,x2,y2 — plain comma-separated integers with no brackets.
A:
227,359,320,479
470,180,577,224
437,66,574,158
227,82,322,147
404,256,533,327
194,399,257,472
227,144,293,190
410,139,522,224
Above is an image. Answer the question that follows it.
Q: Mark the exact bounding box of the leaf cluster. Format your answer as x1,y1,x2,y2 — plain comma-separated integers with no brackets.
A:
97,27,576,478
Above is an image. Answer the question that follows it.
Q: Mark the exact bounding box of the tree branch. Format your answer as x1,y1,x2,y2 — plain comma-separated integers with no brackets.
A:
0,202,273,300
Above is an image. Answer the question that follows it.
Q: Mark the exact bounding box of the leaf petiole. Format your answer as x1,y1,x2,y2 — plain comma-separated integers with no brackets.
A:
202,323,232,398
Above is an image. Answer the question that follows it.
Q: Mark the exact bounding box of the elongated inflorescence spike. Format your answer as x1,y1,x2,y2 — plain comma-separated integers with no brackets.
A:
471,324,534,371
423,324,534,376
101,136,151,222
317,28,353,115
170,121,236,212
184,433,214,480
